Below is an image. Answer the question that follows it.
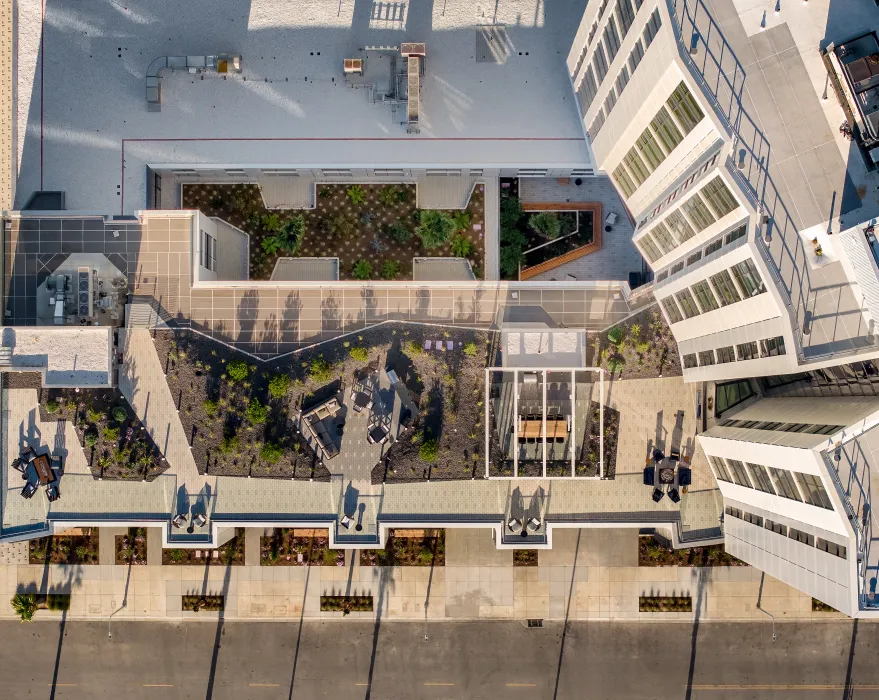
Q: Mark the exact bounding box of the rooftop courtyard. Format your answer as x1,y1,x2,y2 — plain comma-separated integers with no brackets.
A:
15,0,591,213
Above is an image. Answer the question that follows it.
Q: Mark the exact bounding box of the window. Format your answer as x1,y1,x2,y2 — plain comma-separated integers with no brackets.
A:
714,379,754,415
200,230,216,272
769,467,802,501
638,234,663,263
615,65,630,96
615,0,636,36
603,89,618,117
760,336,786,357
666,82,704,133
661,297,684,324
686,250,702,266
643,8,662,47
664,211,696,243
710,456,732,482
817,538,847,559
698,349,715,366
704,238,723,256
651,222,677,254
683,353,698,369
636,129,666,170
681,193,717,231
788,527,814,546
577,66,599,112
691,280,719,313
747,463,775,493
731,259,766,298
796,473,833,510
612,164,637,198
374,169,405,176
743,511,763,528
650,106,684,153
701,177,738,218
628,39,645,72
716,346,736,364
671,261,684,275
726,459,751,487
736,341,759,361
594,43,609,83
603,17,621,62
675,288,701,319
765,519,787,536
725,505,743,519
724,224,747,245
622,149,651,185
589,110,607,140
656,270,669,282
710,270,742,306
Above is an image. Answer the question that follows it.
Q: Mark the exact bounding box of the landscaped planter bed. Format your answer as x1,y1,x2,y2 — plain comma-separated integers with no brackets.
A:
115,527,148,565
359,529,445,566
162,529,245,565
638,536,746,567
6,373,168,481
590,306,683,380
513,550,539,566
321,595,374,613
181,183,486,280
575,402,619,478
812,598,839,613
29,531,99,565
10,592,70,620
182,595,224,612
261,529,344,566
639,596,692,612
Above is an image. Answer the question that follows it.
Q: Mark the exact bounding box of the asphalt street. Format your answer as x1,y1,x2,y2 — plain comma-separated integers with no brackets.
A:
1,619,878,700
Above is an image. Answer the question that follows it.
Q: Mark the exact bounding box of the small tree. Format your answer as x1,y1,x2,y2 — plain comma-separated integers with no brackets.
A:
395,187,411,204
349,347,369,362
419,439,439,463
268,374,291,399
227,360,249,382
84,430,98,448
378,186,398,206
111,406,127,423
607,326,625,346
246,399,270,424
386,221,412,243
499,245,525,278
529,212,562,239
607,355,625,376
352,260,373,280
450,234,474,258
346,184,366,205
276,216,305,255
261,213,282,232
309,356,334,383
415,210,456,249
322,214,355,239
500,196,522,229
381,260,401,280
261,236,282,256
452,210,472,232
11,593,38,622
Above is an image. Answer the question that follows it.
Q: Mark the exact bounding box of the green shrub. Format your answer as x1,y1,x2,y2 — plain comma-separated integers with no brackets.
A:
500,225,527,248
308,356,334,383
450,234,474,258
261,235,282,256
607,326,625,345
246,399,269,424
381,260,401,279
463,341,478,357
322,214,355,239
349,347,369,362
219,435,239,454
102,426,120,442
111,406,127,423
232,187,254,216
84,430,99,448
419,439,439,463
46,594,70,611
319,187,331,199
378,186,398,206
607,356,625,375
352,260,373,280
202,399,219,416
500,196,522,228
395,187,411,203
261,213,282,232
11,593,37,622
635,341,651,354
74,545,89,561
276,215,306,255
403,340,423,358
227,360,249,382
529,212,562,239
86,408,103,424
169,549,187,563
346,184,366,204
416,210,456,249
46,400,60,414
386,221,412,243
268,374,291,399
452,210,472,232
260,442,284,464
499,245,525,278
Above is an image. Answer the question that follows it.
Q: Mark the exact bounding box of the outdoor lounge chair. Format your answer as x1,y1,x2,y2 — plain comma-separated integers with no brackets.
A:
46,483,60,502
172,514,187,529
10,457,23,472
526,517,541,533
446,341,454,351
643,466,655,486
341,515,352,529
193,513,207,528
652,488,664,503
667,488,681,504
21,482,37,499
678,467,692,486
507,518,522,534
669,450,680,462
424,340,432,351
652,449,664,462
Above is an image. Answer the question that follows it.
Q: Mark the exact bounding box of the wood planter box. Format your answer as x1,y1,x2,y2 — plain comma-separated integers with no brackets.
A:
320,595,374,612
639,596,692,612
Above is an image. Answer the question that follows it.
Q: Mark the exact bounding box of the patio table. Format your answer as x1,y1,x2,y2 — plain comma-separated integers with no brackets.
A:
658,466,675,484
30,454,56,485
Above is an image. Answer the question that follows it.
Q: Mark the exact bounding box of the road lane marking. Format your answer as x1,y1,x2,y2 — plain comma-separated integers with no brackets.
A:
507,683,538,687
249,683,280,687
354,683,368,686
692,685,879,691
144,684,175,687
424,682,455,686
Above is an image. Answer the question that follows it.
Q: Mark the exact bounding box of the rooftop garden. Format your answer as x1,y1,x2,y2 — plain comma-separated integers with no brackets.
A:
261,528,344,566
590,306,682,380
182,183,485,280
359,529,445,566
162,529,246,565
29,530,99,565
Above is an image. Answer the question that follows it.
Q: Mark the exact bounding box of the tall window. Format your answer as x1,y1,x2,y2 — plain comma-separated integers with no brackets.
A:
760,336,786,357
796,473,833,510
701,176,738,217
643,8,662,47
613,164,637,198
594,43,609,82
628,39,645,72
683,353,698,369
622,149,651,185
691,280,719,313
603,88,618,117
698,349,715,366
716,346,736,364
769,468,802,501
731,259,766,297
710,270,742,306
681,193,717,231
603,17,621,62
638,233,662,263
747,463,775,493
709,456,732,482
589,109,607,140
636,129,666,170
650,222,677,253
736,341,758,361
615,65,630,96
650,106,684,153
200,230,216,272
666,82,704,133
615,0,636,36
726,459,751,487
577,66,599,112
661,296,684,324
675,288,701,319
664,211,696,243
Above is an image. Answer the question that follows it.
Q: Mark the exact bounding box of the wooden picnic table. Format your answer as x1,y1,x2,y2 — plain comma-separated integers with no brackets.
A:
30,454,56,485
517,418,568,439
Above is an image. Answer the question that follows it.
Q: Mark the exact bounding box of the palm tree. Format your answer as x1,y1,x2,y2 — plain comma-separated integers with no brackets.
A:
11,593,38,622
415,210,456,249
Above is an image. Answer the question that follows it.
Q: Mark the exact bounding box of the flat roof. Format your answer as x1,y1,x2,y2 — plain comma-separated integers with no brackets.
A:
15,0,592,214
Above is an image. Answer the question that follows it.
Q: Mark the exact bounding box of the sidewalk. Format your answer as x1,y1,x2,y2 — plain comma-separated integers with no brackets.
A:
0,529,845,622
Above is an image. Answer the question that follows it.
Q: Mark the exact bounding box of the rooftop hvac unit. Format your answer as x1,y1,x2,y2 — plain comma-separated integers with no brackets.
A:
401,43,426,57
407,56,420,128
343,58,364,75
77,267,93,320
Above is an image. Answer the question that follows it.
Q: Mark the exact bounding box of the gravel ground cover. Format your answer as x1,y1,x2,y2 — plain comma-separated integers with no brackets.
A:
29,531,99,565
181,183,486,280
